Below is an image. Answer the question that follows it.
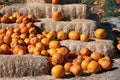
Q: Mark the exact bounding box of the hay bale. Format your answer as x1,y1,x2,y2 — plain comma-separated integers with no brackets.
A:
35,18,97,38
60,39,115,58
26,0,51,3
0,55,49,77
0,18,114,39
0,23,19,28
0,4,90,19
26,0,80,4
0,18,97,38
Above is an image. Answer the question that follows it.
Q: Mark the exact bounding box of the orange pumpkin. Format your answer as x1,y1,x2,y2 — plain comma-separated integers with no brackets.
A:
12,12,21,18
26,22,34,29
36,42,45,50
52,11,63,21
56,47,69,59
87,61,100,74
68,31,80,40
0,44,10,54
80,34,89,42
27,13,36,22
94,28,107,39
19,23,26,29
20,27,29,34
64,62,72,73
57,31,68,40
80,47,90,56
90,52,102,61
81,60,89,70
52,0,59,4
47,48,57,56
70,64,83,76
22,16,30,24
1,16,9,23
29,27,37,34
30,37,39,45
41,50,48,56
41,38,50,46
51,65,65,78
99,59,112,70
3,35,12,45
51,53,64,64
49,40,60,49
16,16,25,24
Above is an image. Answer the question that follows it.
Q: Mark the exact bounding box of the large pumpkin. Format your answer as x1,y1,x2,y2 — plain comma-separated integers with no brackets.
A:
51,65,65,78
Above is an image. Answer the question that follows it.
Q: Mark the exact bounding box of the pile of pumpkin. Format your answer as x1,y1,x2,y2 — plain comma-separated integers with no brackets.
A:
0,12,111,78
0,12,35,23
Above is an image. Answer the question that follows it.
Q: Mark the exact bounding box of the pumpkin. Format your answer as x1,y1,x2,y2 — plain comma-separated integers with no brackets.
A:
27,13,36,22
52,11,63,21
64,62,72,73
90,52,102,61
51,65,65,78
57,31,68,40
12,12,21,18
51,53,64,64
81,60,90,70
87,61,100,74
0,44,10,54
80,34,89,42
49,40,60,49
70,64,83,76
99,59,112,70
52,0,59,4
80,47,90,56
22,16,30,24
1,16,9,23
94,28,107,39
68,31,80,40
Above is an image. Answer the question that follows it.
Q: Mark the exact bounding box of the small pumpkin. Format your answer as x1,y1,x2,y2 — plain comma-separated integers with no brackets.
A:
90,52,102,61
68,31,80,40
52,0,59,4
64,62,72,73
52,11,63,21
27,13,36,22
94,28,107,39
80,34,89,42
51,53,64,64
49,40,60,49
70,64,83,76
12,12,21,18
57,31,68,40
87,61,100,74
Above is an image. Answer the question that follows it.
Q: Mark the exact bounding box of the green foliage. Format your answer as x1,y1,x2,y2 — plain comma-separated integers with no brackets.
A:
102,0,120,18
84,0,95,7
3,0,25,5
103,0,119,11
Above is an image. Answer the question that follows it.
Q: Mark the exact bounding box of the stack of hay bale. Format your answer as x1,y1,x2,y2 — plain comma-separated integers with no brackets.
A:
0,0,115,77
